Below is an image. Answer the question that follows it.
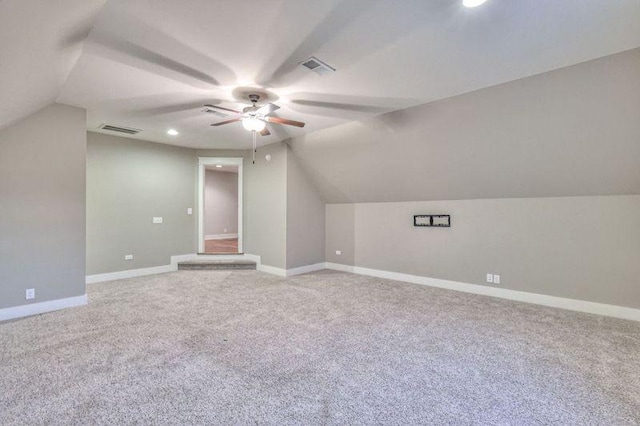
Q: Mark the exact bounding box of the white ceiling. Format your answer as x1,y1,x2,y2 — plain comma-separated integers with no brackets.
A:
0,0,105,131
3,1,640,149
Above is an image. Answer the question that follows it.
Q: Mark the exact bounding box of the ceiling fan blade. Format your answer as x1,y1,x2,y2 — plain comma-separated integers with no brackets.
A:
256,103,280,116
204,104,242,114
260,126,271,136
266,116,306,128
210,117,241,126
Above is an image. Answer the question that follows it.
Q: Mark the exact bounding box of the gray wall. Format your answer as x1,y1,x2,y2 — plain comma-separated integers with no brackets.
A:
315,49,640,309
86,132,196,275
87,137,324,273
289,48,640,203
204,170,238,236
326,196,640,309
286,145,325,269
325,204,355,266
0,104,86,309
243,142,288,269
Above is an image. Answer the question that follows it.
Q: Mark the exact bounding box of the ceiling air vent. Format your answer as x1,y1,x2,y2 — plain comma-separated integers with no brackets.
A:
300,56,336,75
99,124,142,135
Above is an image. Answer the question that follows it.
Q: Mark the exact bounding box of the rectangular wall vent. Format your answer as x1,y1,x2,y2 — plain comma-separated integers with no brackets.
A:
99,124,142,135
300,56,336,75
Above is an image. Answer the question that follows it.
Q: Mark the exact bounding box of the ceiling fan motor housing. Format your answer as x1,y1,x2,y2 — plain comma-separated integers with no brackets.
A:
242,106,259,114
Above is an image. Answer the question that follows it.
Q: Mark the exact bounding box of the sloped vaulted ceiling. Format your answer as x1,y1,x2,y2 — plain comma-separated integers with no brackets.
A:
2,0,640,156
288,49,640,203
56,0,640,149
0,0,106,131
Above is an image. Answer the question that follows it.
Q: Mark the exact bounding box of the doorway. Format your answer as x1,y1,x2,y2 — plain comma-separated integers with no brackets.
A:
198,157,243,254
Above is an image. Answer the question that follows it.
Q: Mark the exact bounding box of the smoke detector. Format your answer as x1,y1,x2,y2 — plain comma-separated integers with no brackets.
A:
300,56,336,75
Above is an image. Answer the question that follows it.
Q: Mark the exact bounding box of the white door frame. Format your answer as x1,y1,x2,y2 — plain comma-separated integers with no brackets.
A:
198,157,244,253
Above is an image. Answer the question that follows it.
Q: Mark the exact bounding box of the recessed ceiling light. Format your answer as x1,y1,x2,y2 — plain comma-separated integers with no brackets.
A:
215,165,222,168
167,129,178,136
463,0,488,7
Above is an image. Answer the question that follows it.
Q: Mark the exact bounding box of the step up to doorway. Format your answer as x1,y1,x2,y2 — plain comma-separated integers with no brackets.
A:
177,260,256,271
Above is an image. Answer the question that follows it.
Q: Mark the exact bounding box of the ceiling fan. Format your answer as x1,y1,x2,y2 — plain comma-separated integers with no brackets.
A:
206,94,305,136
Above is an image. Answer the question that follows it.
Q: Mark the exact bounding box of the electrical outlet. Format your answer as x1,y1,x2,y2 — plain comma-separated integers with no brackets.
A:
26,288,35,300
153,217,163,224
336,250,342,256
486,273,493,283
493,274,501,284
125,254,133,261
187,208,193,215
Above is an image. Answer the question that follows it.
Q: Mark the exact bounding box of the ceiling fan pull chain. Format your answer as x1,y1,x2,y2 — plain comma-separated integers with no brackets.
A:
252,130,257,164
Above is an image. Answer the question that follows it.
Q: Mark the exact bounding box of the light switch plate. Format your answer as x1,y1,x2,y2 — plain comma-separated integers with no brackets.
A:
153,217,163,224
187,208,193,215
486,273,493,283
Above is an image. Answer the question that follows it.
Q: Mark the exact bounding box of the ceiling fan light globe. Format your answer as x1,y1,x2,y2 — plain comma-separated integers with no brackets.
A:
242,117,266,132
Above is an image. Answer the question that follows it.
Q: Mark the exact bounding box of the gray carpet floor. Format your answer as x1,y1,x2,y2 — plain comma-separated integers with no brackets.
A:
1,270,639,425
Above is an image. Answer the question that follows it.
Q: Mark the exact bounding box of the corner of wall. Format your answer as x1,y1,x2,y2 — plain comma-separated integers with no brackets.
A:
243,142,288,269
285,144,326,269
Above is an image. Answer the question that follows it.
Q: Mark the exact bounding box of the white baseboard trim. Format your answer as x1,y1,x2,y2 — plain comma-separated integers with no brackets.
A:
243,254,261,264
242,253,286,277
286,263,326,277
86,264,174,284
324,263,640,322
325,263,355,273
79,256,640,322
87,253,197,284
205,233,238,240
244,254,324,277
257,264,287,277
87,253,261,284
0,294,87,322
